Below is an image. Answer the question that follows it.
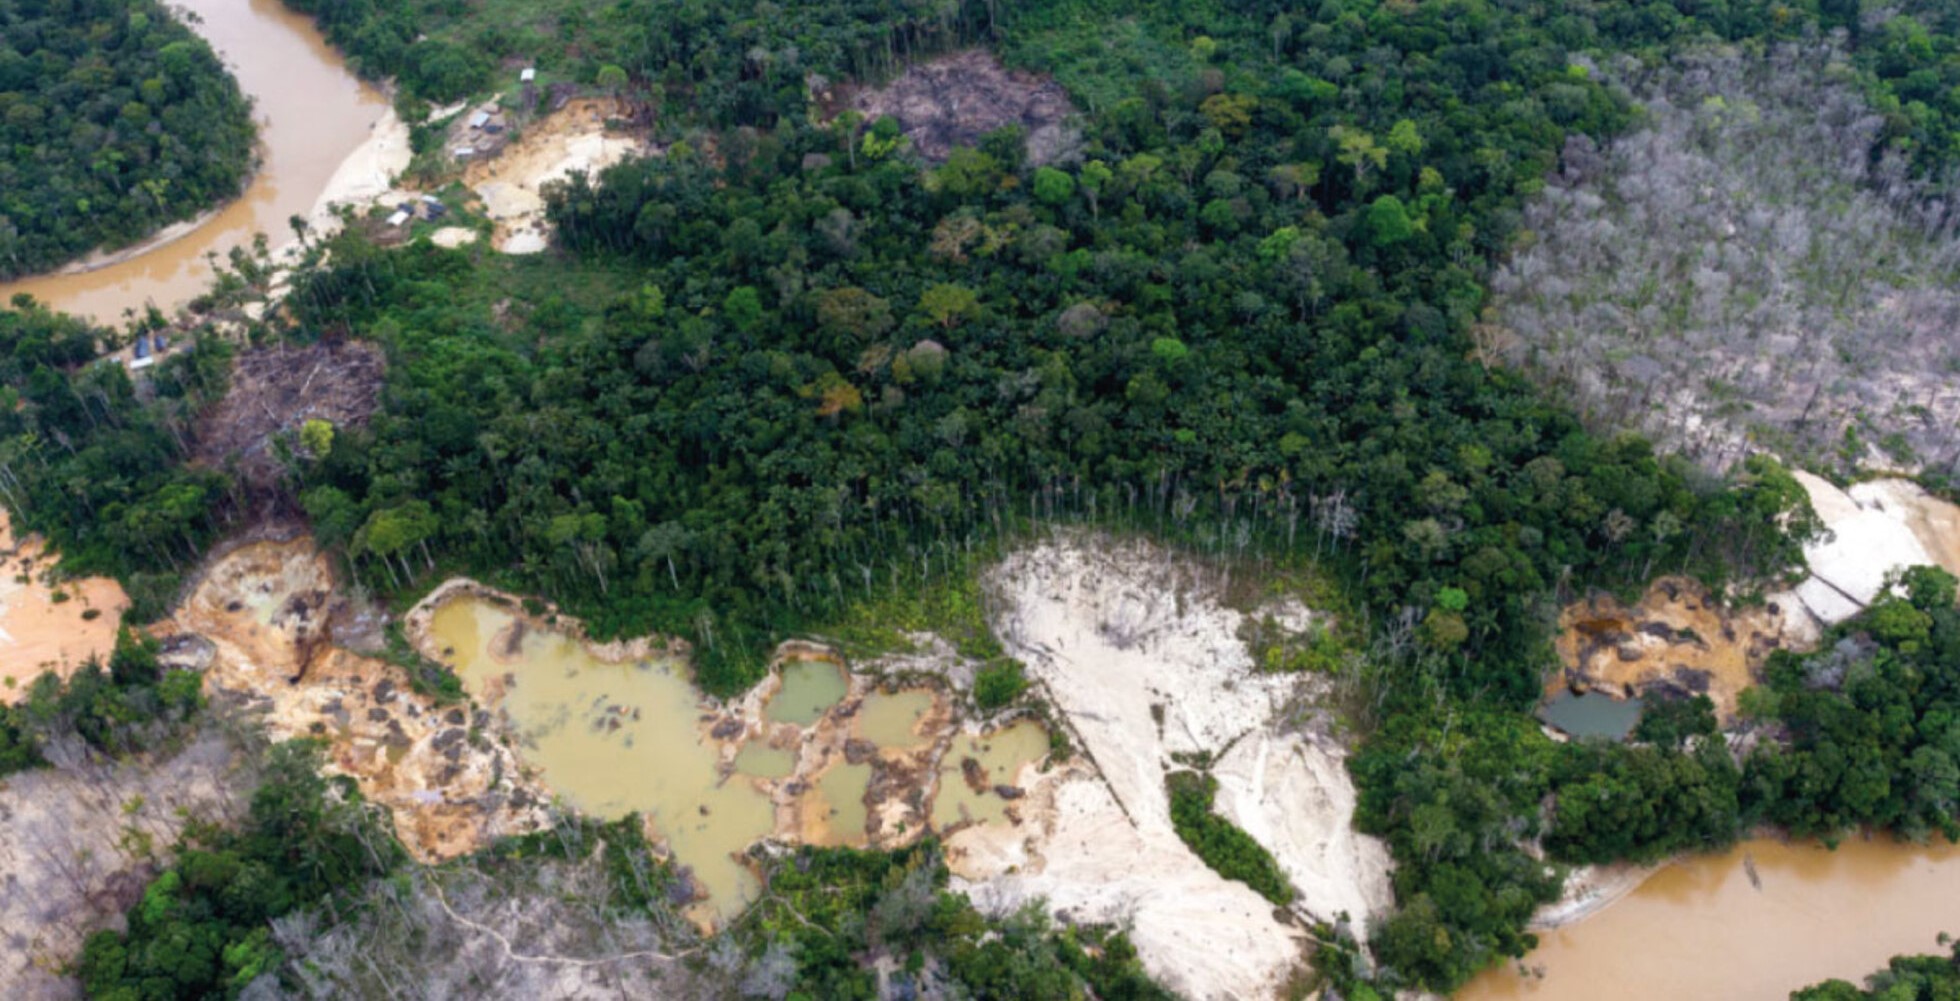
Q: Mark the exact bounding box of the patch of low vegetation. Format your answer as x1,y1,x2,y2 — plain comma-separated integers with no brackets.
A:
819,543,1003,663
77,740,403,998
379,621,465,703
744,840,1172,1000
973,659,1029,710
1166,770,1293,907
0,628,202,776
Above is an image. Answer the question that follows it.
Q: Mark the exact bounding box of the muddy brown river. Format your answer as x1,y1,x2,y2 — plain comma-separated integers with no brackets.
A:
0,0,386,322
1461,837,1960,999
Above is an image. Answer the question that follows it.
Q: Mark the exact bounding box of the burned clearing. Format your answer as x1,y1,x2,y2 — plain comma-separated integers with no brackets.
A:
194,341,384,493
847,50,1076,165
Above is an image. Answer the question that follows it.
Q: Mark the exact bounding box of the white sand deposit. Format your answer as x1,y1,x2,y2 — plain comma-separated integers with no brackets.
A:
463,99,640,253
429,227,479,249
1782,472,1960,627
308,107,413,224
948,532,1394,1000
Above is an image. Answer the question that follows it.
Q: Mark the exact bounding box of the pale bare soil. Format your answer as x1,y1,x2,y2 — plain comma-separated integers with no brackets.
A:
0,730,253,999
0,510,128,700
461,99,642,253
951,532,1394,1001
1788,472,1960,625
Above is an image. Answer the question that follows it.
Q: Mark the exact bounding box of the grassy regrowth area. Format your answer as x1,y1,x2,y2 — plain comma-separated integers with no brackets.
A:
1166,770,1294,907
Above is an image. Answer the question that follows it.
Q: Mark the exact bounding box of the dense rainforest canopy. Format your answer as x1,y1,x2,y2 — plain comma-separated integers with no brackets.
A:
0,0,258,280
6,0,1960,997
1794,943,1960,1000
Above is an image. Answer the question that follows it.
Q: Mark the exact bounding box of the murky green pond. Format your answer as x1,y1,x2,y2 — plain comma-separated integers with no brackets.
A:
766,660,848,725
1539,690,1643,740
429,597,774,919
810,760,874,847
932,721,1048,828
857,689,936,748
734,742,797,780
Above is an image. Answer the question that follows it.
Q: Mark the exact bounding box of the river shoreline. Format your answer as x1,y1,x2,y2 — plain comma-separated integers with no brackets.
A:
0,0,391,321
38,206,228,280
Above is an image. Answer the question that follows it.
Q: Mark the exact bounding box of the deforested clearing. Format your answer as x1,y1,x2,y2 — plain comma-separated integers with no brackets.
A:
192,341,385,496
1492,44,1960,476
949,532,1393,1000
844,49,1078,165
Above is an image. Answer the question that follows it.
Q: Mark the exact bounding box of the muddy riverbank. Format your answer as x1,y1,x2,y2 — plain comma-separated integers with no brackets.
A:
0,0,391,321
1462,836,1960,999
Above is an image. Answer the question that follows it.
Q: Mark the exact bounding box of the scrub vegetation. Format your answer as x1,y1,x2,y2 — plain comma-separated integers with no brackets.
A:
1168,770,1294,906
0,0,257,279
1494,45,1960,477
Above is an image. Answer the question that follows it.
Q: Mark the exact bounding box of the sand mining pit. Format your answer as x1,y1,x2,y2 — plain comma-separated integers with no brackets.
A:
460,98,643,253
1553,576,1803,722
403,587,1034,924
401,583,1064,930
169,540,554,861
0,509,129,700
952,532,1396,1001
1786,471,1960,626
844,49,1078,165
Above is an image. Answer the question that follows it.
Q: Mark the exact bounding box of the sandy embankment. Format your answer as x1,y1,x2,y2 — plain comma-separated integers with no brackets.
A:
0,510,128,699
1782,472,1960,626
949,533,1395,1001
1527,861,1660,929
171,540,555,860
462,98,641,253
46,208,226,277
269,106,415,268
